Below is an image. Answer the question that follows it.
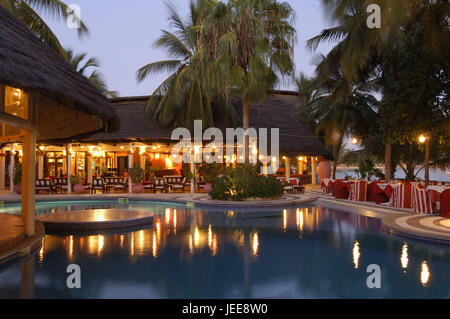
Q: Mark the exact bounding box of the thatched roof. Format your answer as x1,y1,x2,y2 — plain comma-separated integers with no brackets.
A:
0,5,117,135
87,92,333,160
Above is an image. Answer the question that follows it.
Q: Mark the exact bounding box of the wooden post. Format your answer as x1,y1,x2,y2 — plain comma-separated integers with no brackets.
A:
311,157,318,185
66,144,72,195
37,153,44,180
10,143,15,194
190,153,195,195
425,137,430,187
0,153,5,189
87,153,93,184
128,143,133,194
285,157,291,180
21,129,36,237
298,159,303,176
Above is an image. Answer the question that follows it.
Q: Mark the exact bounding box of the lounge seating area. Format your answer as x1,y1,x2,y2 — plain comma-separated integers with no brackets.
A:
321,178,450,218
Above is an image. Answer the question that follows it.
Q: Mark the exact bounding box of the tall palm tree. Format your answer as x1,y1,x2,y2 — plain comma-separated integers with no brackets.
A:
307,0,449,183
296,66,379,179
66,49,118,98
137,0,236,131
1,0,88,58
203,0,296,160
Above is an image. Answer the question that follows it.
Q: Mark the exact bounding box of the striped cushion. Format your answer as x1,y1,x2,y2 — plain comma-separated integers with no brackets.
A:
349,181,368,202
413,187,437,214
391,184,413,208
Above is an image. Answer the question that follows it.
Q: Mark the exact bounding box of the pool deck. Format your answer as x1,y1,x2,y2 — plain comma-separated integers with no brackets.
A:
0,185,449,266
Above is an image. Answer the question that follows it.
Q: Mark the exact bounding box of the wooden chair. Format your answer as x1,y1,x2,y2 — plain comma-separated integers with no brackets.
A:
154,178,167,193
92,178,106,194
172,177,186,192
36,179,54,194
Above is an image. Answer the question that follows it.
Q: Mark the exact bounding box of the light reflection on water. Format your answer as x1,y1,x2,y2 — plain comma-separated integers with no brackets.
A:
0,201,449,298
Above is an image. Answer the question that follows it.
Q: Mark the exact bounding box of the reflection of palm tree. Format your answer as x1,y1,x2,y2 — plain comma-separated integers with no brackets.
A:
1,0,88,58
66,49,119,98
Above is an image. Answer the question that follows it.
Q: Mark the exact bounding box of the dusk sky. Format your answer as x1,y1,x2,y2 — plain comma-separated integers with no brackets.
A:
47,0,335,97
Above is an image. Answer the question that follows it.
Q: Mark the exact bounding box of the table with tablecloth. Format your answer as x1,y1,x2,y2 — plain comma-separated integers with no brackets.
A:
427,186,450,218
367,182,394,204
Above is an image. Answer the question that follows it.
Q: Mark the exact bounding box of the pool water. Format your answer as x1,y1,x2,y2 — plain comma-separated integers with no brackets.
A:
0,201,449,299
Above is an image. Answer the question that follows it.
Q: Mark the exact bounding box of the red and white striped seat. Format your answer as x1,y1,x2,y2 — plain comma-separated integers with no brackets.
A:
413,187,437,214
349,181,368,202
390,183,413,208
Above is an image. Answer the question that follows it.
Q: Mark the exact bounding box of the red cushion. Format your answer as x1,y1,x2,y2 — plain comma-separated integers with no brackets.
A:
440,189,450,218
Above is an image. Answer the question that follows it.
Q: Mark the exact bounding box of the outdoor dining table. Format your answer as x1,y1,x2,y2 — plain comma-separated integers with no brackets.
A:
427,186,450,218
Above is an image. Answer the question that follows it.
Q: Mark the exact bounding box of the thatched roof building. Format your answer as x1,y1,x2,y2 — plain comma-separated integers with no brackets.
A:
85,92,332,160
0,5,117,141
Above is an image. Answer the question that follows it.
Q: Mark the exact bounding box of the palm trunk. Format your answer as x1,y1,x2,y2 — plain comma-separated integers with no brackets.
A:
243,100,250,164
385,142,392,183
425,138,430,186
332,132,344,180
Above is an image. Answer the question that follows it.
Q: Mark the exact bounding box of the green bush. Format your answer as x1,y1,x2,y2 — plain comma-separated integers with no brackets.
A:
210,164,283,201
128,167,145,184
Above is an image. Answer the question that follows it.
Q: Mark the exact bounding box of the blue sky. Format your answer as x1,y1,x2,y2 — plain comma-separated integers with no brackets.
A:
46,0,335,97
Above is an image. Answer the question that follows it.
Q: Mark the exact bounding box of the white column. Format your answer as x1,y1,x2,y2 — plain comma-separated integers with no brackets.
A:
0,153,5,190
66,144,72,195
37,153,44,180
140,154,146,170
21,129,36,237
285,157,291,180
128,143,133,194
87,153,93,184
311,157,318,185
298,159,303,175
10,144,15,194
263,163,268,176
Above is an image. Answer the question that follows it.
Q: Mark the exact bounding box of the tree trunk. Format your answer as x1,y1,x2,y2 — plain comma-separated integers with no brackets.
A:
242,100,250,164
385,142,392,183
332,132,345,180
425,137,430,186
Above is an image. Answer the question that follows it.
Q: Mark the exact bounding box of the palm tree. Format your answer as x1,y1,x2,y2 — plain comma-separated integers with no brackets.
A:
307,0,449,183
137,1,237,131
1,0,88,58
203,0,296,160
66,49,118,98
296,66,379,179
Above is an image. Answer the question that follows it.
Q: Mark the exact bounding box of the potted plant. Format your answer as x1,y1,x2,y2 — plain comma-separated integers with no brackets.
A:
129,167,145,193
197,163,219,193
71,173,86,194
13,163,22,195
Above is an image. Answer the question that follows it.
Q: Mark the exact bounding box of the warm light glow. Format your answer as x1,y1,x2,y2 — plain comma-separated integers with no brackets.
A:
39,145,45,151
68,235,73,260
296,208,304,232
298,156,303,161
252,232,259,257
165,156,173,168
421,262,430,286
155,153,160,160
120,146,124,149
97,235,104,255
353,241,360,269
165,208,171,224
194,227,200,247
173,209,177,234
152,231,158,258
352,137,359,145
194,145,201,155
401,243,409,270
419,135,426,144
139,146,146,155
283,209,287,230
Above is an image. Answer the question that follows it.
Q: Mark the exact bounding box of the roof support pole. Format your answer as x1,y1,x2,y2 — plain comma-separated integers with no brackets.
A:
285,157,291,180
9,143,15,194
0,152,5,189
21,129,36,237
66,144,72,195
128,143,133,194
311,157,318,185
87,153,93,185
37,152,43,180
298,159,303,176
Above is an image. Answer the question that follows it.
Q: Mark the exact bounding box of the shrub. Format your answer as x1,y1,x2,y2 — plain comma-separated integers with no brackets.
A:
210,164,283,201
13,163,22,185
128,167,145,184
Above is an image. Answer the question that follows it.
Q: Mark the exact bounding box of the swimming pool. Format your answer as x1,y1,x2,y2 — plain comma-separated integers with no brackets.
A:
0,200,449,298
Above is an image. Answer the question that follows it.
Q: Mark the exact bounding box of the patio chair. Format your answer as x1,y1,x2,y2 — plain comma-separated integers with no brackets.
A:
92,178,106,194
36,179,54,194
113,177,128,192
289,178,304,194
197,176,205,190
154,178,167,193
172,177,187,192
143,181,153,193
283,181,293,194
